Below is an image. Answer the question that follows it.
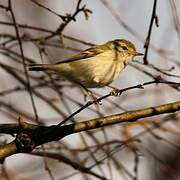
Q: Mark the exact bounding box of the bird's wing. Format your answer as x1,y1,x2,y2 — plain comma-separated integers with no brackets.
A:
56,46,105,64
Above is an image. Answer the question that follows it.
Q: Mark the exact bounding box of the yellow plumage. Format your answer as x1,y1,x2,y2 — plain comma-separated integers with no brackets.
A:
29,39,143,88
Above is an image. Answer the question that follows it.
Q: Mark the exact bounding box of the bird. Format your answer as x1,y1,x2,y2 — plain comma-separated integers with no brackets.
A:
28,39,143,88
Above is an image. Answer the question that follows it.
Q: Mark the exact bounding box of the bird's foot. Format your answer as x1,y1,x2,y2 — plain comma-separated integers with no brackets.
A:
80,85,100,104
87,90,100,104
108,85,122,96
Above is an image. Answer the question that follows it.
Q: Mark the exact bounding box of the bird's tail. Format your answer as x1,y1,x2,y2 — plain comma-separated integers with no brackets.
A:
28,64,55,71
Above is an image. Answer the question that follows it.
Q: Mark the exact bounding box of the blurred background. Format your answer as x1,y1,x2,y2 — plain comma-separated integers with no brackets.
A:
0,0,179,180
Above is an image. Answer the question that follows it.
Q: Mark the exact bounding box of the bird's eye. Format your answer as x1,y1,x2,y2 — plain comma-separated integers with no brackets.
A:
122,46,128,50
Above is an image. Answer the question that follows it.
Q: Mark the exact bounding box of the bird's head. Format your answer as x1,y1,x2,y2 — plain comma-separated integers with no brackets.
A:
112,39,143,58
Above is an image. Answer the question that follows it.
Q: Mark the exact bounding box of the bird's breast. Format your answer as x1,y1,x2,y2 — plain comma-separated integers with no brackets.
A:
55,52,126,88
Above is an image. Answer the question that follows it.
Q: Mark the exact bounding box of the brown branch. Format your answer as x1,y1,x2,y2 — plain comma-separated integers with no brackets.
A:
0,62,67,118
0,4,9,10
0,101,179,161
84,114,178,171
7,0,39,121
43,0,92,40
72,101,180,133
30,0,68,21
143,0,158,64
32,151,108,180
0,21,95,47
58,80,180,126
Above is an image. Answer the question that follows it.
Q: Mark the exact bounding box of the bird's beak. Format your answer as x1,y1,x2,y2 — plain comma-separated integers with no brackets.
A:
134,52,144,56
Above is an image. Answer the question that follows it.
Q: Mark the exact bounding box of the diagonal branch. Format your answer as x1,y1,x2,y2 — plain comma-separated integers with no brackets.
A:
143,0,158,64
58,80,180,126
0,101,179,161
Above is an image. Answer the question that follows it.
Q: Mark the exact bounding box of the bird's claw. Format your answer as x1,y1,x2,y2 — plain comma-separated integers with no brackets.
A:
110,88,122,96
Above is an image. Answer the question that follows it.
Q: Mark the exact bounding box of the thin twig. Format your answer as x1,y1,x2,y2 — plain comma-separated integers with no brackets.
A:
7,0,39,122
0,101,179,161
143,0,158,64
30,0,68,21
58,80,180,126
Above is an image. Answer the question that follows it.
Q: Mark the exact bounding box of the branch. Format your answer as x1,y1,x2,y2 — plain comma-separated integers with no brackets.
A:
72,101,180,133
58,80,180,126
7,0,38,121
30,0,69,22
143,0,158,64
43,0,92,40
32,151,108,180
0,101,179,161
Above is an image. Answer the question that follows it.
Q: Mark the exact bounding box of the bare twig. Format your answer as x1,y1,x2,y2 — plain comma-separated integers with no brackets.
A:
0,101,179,161
7,0,39,122
58,80,180,126
143,0,158,64
30,0,68,21
32,151,108,180
43,0,92,40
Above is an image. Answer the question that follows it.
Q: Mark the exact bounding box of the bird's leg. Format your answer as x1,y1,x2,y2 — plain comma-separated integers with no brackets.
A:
107,85,121,96
79,84,99,103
